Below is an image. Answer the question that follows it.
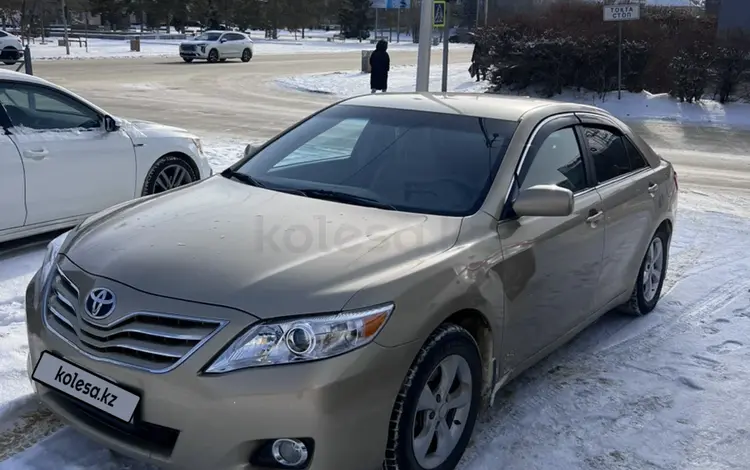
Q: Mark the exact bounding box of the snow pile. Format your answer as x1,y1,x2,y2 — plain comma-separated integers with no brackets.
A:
277,64,489,96
277,65,750,127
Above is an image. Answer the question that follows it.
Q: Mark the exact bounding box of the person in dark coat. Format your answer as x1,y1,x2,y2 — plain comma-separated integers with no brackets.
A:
369,39,390,93
470,37,488,82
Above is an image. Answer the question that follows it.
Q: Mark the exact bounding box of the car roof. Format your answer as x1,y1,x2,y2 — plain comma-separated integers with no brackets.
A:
0,69,108,115
0,69,54,86
339,92,610,122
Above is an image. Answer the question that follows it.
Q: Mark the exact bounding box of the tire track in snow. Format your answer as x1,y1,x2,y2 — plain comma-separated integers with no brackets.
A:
0,406,63,462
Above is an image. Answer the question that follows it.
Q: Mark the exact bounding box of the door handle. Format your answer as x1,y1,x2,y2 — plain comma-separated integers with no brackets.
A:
586,210,604,225
648,183,659,194
22,148,49,160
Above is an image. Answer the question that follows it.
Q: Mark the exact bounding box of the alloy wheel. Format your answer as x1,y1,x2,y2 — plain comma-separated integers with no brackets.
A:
412,355,473,469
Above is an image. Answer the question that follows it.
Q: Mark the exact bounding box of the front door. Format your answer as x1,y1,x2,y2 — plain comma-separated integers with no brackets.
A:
497,119,605,369
0,80,136,225
0,134,26,231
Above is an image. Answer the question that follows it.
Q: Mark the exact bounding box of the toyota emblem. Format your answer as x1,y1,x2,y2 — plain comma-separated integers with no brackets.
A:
84,288,116,319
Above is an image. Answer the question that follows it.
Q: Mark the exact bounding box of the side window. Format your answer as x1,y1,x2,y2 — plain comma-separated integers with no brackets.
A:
520,127,588,193
0,83,100,130
623,137,648,172
582,126,633,184
0,32,7,38
271,118,369,169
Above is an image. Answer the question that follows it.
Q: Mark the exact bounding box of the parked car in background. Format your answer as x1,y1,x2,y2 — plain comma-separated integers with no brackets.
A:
179,30,254,63
25,93,677,470
0,70,212,244
0,30,23,65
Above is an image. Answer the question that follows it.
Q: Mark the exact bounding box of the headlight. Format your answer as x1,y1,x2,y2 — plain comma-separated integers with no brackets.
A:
40,231,72,283
204,303,394,374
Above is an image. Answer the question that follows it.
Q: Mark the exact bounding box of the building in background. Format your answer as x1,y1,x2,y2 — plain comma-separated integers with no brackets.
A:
712,0,750,32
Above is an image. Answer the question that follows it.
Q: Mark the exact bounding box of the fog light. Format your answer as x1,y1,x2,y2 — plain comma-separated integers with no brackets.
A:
271,438,308,467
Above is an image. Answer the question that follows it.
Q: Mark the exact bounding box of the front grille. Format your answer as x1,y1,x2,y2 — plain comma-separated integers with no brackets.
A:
180,44,196,51
52,389,180,458
44,267,225,373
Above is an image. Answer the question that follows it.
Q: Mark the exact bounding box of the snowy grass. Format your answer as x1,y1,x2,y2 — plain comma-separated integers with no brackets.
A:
277,63,750,127
0,139,749,469
25,35,470,61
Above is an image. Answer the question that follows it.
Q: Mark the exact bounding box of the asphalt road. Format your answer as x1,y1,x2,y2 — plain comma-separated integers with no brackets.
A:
30,52,750,195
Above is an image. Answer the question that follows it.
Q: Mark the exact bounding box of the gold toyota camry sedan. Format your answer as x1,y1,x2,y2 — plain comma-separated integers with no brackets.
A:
25,93,678,470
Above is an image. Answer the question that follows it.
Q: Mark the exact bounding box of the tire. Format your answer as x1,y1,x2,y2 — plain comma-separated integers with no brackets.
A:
241,48,253,62
619,230,669,316
207,49,219,63
2,47,18,65
384,324,482,470
182,57,194,63
141,155,198,196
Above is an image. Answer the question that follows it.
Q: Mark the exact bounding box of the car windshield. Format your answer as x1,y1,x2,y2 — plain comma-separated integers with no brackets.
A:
230,105,518,217
195,32,221,41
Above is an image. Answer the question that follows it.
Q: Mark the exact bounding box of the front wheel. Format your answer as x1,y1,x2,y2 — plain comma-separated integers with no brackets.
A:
207,49,219,63
241,48,253,62
384,324,482,470
619,230,669,316
141,155,198,196
182,57,194,63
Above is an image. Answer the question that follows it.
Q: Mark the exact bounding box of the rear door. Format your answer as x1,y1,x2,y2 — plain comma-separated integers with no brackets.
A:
498,115,605,368
576,113,661,307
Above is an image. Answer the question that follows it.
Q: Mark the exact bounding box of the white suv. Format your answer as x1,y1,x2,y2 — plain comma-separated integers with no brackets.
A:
179,30,254,63
0,30,23,65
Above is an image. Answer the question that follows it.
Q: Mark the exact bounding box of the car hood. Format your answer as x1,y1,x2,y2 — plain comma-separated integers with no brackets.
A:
64,177,461,318
119,118,195,140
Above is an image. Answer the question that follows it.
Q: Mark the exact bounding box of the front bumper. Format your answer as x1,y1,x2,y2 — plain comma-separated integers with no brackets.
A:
179,48,209,59
25,267,418,470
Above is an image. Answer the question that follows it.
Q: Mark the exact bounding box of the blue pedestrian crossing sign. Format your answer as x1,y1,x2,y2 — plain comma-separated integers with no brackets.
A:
433,0,446,28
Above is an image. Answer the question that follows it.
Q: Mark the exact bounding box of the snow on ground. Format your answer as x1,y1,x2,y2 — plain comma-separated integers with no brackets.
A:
26,35,467,61
277,64,750,127
0,140,749,468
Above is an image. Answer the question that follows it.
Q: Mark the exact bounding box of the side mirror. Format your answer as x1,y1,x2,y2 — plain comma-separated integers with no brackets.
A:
103,115,119,132
512,184,574,217
243,143,259,158
220,38,228,43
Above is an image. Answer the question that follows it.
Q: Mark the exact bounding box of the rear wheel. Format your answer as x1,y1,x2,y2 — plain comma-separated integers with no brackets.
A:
241,48,253,62
619,230,669,316
141,155,198,196
207,49,219,63
384,324,481,470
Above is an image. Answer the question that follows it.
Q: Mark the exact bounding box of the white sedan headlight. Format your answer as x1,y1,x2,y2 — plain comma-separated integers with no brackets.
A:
204,303,394,374
40,231,72,283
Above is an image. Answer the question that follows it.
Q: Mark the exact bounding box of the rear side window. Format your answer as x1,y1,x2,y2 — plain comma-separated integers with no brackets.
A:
623,137,649,172
582,126,633,183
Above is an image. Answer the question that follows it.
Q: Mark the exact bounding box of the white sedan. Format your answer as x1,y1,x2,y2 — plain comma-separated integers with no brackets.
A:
179,31,254,63
0,30,23,65
0,70,213,244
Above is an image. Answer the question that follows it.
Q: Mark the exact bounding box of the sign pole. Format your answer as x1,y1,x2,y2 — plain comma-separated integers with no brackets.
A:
416,0,435,92
618,21,622,100
397,6,401,43
441,2,450,92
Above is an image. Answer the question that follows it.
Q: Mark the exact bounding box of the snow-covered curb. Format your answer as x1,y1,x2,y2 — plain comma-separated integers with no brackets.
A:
277,64,750,127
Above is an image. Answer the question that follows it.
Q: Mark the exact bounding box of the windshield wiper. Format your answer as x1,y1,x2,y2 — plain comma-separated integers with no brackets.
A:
297,189,397,211
221,168,267,188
